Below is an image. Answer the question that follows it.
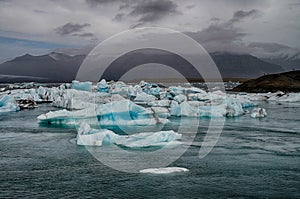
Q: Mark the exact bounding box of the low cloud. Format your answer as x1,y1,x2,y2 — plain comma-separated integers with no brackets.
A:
55,23,91,36
229,9,261,24
129,0,180,23
186,9,262,53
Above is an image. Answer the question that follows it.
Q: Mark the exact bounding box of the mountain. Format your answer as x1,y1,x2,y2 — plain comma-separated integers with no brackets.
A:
232,70,300,93
0,50,286,83
210,52,284,78
0,53,85,83
262,56,300,71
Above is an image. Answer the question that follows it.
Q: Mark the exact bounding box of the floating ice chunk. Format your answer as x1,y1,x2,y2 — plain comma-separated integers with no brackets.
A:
140,82,161,96
225,98,244,117
170,100,198,117
134,92,156,103
76,123,182,148
96,100,168,126
37,108,97,125
72,80,92,91
77,123,114,146
39,100,168,126
277,93,300,103
174,94,187,104
148,100,171,107
149,106,170,118
97,79,109,93
139,167,189,174
169,86,185,95
251,108,267,118
0,95,20,113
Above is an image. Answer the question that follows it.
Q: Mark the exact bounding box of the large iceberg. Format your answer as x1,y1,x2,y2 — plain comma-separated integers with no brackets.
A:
0,95,20,113
76,123,182,148
38,100,168,127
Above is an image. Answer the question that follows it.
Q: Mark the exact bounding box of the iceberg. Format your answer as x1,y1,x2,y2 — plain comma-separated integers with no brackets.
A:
140,81,161,96
76,123,182,148
71,80,92,91
148,100,171,107
251,108,267,118
225,98,244,117
0,95,20,113
38,100,168,127
174,94,187,104
97,79,109,93
139,167,189,174
134,92,156,103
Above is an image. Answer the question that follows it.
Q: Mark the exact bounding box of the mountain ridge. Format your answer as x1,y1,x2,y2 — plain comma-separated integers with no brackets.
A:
0,51,292,83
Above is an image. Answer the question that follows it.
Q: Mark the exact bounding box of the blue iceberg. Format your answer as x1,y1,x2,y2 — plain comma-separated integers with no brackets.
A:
72,80,92,91
0,95,20,113
97,79,109,93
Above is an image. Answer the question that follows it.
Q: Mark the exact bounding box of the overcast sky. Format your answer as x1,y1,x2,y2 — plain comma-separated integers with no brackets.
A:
0,0,300,62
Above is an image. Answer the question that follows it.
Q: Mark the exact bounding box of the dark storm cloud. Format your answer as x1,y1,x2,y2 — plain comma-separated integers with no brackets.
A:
55,23,91,35
72,33,95,37
185,9,262,53
129,0,180,23
187,24,246,44
113,13,125,21
229,9,261,24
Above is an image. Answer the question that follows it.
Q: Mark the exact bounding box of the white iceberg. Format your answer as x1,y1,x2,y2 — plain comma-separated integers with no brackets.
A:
148,100,171,107
76,123,182,148
97,79,109,93
134,92,156,103
38,100,168,126
139,167,189,174
72,80,92,91
251,108,267,118
0,95,20,113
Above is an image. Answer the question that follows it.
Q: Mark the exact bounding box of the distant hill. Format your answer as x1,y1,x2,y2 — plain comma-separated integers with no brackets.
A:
0,50,287,83
232,70,300,93
0,53,85,83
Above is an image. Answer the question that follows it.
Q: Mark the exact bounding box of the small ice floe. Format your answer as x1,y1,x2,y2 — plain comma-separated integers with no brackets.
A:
250,108,267,118
139,167,189,174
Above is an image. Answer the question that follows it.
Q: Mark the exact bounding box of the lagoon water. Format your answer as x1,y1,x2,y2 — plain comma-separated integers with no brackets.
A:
0,102,299,198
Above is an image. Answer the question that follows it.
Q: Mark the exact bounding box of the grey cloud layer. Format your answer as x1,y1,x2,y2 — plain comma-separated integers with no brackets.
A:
129,0,180,23
0,0,299,61
55,23,91,36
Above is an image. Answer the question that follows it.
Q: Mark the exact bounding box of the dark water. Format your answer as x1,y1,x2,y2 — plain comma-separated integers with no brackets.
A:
0,103,299,198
